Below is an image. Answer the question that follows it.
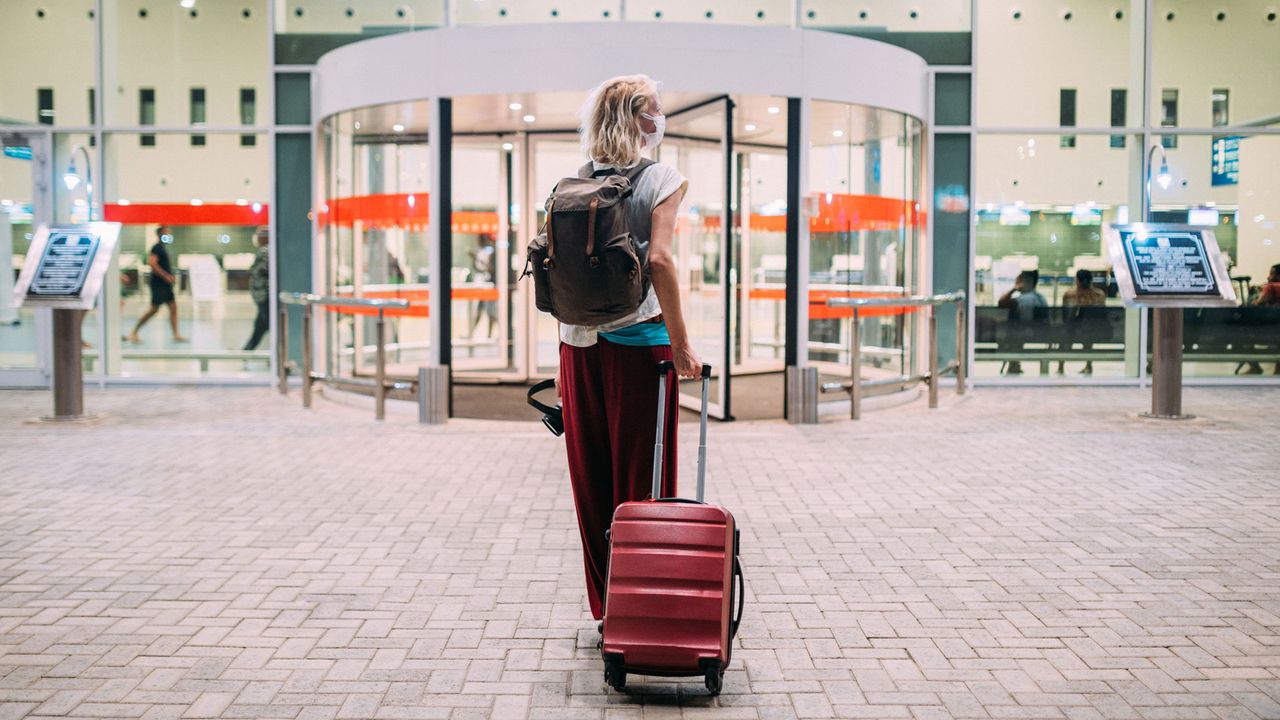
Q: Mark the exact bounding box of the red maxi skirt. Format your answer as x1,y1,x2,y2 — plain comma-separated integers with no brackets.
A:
559,339,679,620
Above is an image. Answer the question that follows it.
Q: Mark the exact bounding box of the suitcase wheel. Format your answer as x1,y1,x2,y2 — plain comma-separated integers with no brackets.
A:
704,667,723,696
604,660,626,692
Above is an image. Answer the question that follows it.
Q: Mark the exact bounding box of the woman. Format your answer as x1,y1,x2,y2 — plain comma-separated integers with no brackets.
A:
558,74,702,622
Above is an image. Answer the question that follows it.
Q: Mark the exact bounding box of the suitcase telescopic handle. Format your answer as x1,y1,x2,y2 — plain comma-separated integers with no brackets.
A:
651,361,712,502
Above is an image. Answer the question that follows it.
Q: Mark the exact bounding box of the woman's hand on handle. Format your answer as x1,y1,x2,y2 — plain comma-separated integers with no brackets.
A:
672,343,702,379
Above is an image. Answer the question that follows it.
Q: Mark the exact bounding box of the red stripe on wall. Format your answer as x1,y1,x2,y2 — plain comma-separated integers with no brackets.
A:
103,203,269,225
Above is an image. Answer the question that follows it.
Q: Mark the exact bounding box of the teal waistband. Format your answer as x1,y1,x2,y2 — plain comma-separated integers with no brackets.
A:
599,321,671,347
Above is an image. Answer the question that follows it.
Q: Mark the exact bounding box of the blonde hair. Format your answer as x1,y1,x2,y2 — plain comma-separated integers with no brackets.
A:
578,74,659,167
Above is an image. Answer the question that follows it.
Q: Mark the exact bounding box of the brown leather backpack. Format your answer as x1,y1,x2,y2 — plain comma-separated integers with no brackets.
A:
525,160,654,326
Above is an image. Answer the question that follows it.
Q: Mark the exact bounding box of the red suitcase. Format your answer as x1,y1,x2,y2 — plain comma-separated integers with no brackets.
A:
600,362,744,695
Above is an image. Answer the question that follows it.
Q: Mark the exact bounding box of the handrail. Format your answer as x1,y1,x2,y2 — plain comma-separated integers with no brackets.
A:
276,291,411,419
826,291,966,309
278,291,411,310
824,291,967,419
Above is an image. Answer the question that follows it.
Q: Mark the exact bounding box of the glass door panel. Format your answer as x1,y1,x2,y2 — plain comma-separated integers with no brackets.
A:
0,132,48,379
451,139,511,375
660,99,731,418
527,136,584,378
736,149,788,373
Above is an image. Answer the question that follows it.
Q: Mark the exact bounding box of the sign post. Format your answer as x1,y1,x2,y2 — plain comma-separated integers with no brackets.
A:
1106,224,1236,419
11,223,121,420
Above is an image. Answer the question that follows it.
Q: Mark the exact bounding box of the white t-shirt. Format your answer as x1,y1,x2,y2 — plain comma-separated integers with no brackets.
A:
559,160,688,348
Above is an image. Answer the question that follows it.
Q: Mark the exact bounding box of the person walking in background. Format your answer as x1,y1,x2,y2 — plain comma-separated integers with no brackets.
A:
557,74,700,623
468,233,498,339
126,225,187,344
243,227,271,351
1059,268,1106,375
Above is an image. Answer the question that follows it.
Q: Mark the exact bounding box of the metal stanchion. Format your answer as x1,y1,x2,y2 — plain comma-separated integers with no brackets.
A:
375,308,387,421
850,306,862,420
277,303,289,394
301,304,313,409
1147,307,1187,419
955,300,966,395
51,309,86,419
928,306,939,409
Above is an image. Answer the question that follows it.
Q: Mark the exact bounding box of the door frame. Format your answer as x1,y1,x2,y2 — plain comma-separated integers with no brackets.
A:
0,130,54,388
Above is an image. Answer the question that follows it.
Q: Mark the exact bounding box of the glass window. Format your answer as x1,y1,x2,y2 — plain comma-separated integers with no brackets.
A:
1149,134,1280,378
0,135,41,371
273,1,445,64
102,133,272,378
317,105,432,383
139,88,156,147
190,88,207,147
241,88,257,147
1212,88,1230,127
973,134,1143,380
808,101,925,384
105,0,270,126
37,89,54,125
1152,0,1280,130
976,0,1138,127
1110,89,1127,148
1059,88,1077,148
1161,89,1179,148
0,4,95,125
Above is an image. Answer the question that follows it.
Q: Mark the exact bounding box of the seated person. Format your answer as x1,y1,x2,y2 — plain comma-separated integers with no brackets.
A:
1243,263,1280,375
1059,268,1107,376
997,270,1047,375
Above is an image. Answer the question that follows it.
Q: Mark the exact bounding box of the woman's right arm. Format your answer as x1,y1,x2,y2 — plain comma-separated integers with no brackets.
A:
648,184,701,378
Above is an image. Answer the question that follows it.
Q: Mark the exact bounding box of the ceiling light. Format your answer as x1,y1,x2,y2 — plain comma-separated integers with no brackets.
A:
353,121,361,130
744,123,757,132
832,130,844,138
251,202,263,213
523,114,536,123
180,0,196,8
235,198,248,206
190,199,203,206
509,102,523,110
767,106,780,114
501,142,514,150
117,199,130,205
392,123,405,132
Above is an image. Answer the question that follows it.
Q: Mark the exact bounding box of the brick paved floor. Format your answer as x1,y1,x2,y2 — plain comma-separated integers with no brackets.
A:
1,386,1279,720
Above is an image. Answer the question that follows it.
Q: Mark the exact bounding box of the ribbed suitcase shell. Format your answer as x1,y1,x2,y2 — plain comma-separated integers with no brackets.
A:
602,500,736,674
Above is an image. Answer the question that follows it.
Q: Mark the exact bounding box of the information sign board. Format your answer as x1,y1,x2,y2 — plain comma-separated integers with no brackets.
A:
11,223,121,310
1211,136,1241,186
1105,223,1236,307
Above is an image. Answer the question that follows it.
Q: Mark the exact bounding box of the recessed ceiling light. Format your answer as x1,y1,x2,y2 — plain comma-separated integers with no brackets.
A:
501,142,514,150
833,130,845,138
522,114,536,123
190,198,203,206
509,102,522,110
744,123,757,132
353,121,361,130
117,199,130,206
767,106,780,114
393,123,405,132
235,198,248,206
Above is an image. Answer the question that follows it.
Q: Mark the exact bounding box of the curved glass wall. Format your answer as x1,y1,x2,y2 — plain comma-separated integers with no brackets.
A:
316,92,926,417
808,102,926,383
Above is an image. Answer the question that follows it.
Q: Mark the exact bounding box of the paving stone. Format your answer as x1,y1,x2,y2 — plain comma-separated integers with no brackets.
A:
0,386,1277,719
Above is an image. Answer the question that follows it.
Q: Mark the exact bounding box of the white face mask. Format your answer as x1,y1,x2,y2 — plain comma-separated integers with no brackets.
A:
640,112,666,148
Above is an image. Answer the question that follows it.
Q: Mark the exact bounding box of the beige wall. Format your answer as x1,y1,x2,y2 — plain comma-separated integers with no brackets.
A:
1235,137,1280,282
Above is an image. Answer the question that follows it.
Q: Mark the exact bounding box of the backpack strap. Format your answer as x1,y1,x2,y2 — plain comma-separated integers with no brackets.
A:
622,158,655,183
581,158,656,180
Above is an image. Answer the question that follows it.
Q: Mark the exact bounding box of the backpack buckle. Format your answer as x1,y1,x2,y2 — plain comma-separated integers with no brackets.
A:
542,258,555,270
589,256,600,269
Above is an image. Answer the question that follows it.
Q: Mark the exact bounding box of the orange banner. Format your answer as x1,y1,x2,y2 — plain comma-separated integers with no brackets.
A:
324,287,499,318
315,194,501,233
703,194,925,233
